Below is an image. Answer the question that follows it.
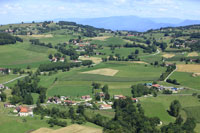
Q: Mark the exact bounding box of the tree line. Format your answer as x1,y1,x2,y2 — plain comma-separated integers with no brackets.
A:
0,33,23,45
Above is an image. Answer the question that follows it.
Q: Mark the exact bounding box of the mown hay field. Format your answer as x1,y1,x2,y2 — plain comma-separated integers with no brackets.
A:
187,52,199,57
33,124,102,133
81,68,119,76
162,53,175,58
79,56,102,64
176,64,200,73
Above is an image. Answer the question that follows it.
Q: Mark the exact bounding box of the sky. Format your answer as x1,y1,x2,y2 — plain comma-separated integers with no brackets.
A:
0,0,200,24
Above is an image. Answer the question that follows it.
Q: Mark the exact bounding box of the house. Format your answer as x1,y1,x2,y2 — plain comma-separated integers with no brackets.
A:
60,58,65,62
60,96,68,101
47,97,61,104
152,84,160,88
51,57,57,62
18,106,33,117
114,95,126,100
0,68,10,74
85,102,93,107
72,60,82,63
81,95,92,101
99,104,112,110
0,84,4,89
132,98,138,103
64,100,77,106
145,83,152,87
96,92,105,98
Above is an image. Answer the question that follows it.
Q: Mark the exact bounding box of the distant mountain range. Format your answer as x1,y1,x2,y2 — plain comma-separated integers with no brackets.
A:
54,16,200,32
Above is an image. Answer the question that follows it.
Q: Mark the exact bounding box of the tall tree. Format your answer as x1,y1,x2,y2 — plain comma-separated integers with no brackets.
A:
169,100,181,117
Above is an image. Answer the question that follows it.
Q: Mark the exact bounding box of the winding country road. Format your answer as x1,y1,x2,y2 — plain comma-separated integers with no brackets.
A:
140,49,161,58
1,75,28,85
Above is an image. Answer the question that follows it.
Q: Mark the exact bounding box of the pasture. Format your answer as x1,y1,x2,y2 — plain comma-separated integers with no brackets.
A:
45,62,165,98
0,42,56,68
170,72,200,90
140,95,200,125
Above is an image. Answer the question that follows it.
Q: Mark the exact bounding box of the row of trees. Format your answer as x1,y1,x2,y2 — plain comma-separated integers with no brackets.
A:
10,73,47,105
0,33,23,45
162,100,196,132
29,39,53,48
131,84,158,97
159,64,176,81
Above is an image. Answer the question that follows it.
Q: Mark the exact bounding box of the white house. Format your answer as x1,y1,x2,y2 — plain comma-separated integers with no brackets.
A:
99,104,112,110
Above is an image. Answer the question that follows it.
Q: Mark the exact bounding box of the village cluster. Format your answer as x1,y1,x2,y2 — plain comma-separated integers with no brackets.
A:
145,83,184,93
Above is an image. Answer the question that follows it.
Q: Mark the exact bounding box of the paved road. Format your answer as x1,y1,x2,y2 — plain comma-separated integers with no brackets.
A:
164,67,177,82
1,75,28,85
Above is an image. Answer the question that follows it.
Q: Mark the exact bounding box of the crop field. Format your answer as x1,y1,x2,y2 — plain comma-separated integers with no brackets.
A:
162,53,175,58
89,36,110,41
91,37,126,46
81,68,119,76
45,62,165,98
33,124,102,133
176,64,200,73
187,52,199,57
79,56,102,64
60,62,165,82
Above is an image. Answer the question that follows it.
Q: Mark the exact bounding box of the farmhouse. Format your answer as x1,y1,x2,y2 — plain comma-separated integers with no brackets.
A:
132,98,139,103
85,102,93,107
51,57,57,62
60,58,65,62
96,92,105,98
0,84,4,89
0,68,10,74
64,100,77,106
152,84,161,88
18,106,33,117
81,95,92,101
145,83,153,87
114,95,126,100
60,96,68,101
99,104,112,110
47,97,61,104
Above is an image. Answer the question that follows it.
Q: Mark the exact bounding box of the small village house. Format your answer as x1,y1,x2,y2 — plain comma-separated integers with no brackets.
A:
18,106,33,117
81,95,92,101
114,95,126,100
99,104,112,110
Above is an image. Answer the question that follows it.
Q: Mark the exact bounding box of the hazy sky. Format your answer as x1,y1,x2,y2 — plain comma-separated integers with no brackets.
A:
0,0,200,24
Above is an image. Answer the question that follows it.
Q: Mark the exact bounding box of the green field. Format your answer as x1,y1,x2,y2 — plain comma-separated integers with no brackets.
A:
0,42,56,68
183,106,200,123
140,95,200,125
44,62,165,98
170,72,200,90
0,74,18,84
